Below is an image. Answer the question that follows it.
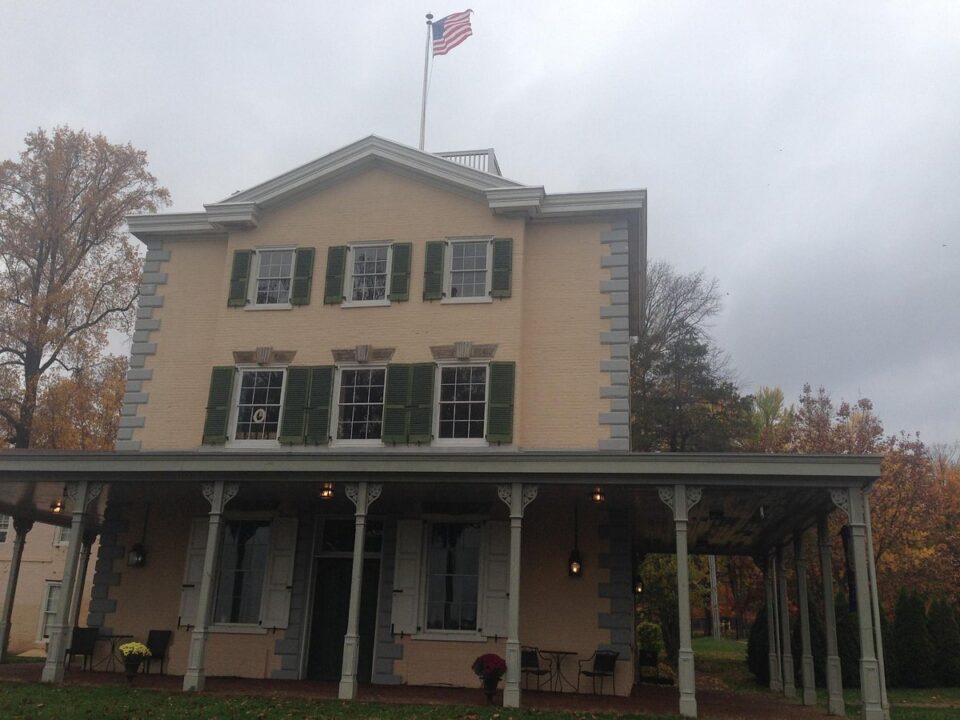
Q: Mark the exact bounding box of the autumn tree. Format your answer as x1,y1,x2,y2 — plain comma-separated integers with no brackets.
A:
0,126,168,448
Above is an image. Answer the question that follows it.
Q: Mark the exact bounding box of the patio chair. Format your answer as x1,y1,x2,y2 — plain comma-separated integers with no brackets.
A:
577,649,619,695
636,649,659,685
65,627,99,671
520,646,552,690
143,630,173,674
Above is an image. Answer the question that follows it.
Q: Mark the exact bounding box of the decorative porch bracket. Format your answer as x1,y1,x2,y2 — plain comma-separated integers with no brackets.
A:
339,482,383,700
496,483,537,708
41,481,103,683
183,481,239,692
0,516,35,664
659,485,702,719
829,487,885,720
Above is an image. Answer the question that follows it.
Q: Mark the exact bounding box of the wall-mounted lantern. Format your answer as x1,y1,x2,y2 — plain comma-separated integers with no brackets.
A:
319,481,335,501
128,543,147,568
590,485,606,504
568,503,583,578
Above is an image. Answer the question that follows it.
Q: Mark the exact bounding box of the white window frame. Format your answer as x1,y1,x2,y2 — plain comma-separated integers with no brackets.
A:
245,246,296,310
37,581,62,642
0,514,9,543
441,237,494,305
54,525,71,547
432,361,490,448
209,513,274,632
331,364,388,447
412,517,491,642
342,242,393,308
226,365,288,448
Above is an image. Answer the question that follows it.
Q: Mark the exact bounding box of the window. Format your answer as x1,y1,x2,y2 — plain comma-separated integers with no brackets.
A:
426,523,480,631
39,582,62,640
0,514,8,543
347,245,390,303
336,368,386,441
234,369,285,441
447,240,490,299
55,525,71,546
213,520,271,625
254,249,294,305
438,366,487,440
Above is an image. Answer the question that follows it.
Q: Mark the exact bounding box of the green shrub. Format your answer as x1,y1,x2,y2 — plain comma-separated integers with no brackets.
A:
892,589,935,688
928,598,960,686
636,621,664,656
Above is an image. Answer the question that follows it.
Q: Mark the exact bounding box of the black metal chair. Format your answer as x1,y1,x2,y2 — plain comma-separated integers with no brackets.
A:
65,627,99,671
520,646,552,690
637,648,659,685
577,649,619,695
143,630,173,674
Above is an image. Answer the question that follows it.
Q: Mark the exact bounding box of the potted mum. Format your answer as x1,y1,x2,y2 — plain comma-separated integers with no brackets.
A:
118,641,152,682
471,653,507,703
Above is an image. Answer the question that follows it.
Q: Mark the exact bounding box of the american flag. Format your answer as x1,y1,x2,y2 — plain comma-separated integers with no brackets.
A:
432,10,473,56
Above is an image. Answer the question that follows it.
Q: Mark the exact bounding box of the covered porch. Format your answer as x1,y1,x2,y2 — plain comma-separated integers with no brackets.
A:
0,451,887,719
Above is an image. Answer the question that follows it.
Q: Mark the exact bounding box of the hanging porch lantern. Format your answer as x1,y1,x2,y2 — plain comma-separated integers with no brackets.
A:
319,481,335,500
568,504,583,578
590,485,606,504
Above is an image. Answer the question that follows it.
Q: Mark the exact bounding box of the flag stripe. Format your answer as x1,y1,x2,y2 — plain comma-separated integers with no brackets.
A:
432,9,473,56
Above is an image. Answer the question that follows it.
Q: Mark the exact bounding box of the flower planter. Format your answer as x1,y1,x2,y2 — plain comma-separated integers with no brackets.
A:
482,675,500,704
123,656,142,683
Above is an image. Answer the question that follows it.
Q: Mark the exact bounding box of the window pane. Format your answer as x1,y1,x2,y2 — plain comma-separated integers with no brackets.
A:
350,245,389,302
337,368,386,440
234,370,284,440
449,242,488,298
213,520,271,624
438,366,486,439
425,523,480,631
255,250,294,304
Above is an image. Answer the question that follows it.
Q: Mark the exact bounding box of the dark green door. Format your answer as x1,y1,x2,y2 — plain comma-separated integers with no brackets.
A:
307,558,380,682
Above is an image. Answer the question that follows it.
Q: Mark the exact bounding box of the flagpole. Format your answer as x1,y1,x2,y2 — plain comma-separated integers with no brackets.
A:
419,12,433,151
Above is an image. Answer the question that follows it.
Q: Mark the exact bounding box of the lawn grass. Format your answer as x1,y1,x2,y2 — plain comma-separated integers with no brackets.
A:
0,682,676,720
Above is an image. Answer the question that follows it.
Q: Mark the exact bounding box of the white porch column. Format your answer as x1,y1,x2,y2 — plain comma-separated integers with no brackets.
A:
818,516,845,716
183,480,238,692
776,545,796,698
338,482,382,700
497,482,537,708
42,481,103,683
70,528,98,628
794,532,816,706
659,484,702,719
831,488,884,720
863,495,890,719
0,517,34,663
764,554,783,692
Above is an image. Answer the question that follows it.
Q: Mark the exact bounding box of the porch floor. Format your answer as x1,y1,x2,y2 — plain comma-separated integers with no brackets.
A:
0,663,830,719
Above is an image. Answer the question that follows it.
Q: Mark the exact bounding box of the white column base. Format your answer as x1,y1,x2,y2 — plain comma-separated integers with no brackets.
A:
183,628,209,691
503,639,521,707
678,647,697,717
339,633,360,699
781,654,796,698
859,658,884,719
768,652,783,692
679,695,698,718
40,625,67,684
801,655,816,705
503,684,520,708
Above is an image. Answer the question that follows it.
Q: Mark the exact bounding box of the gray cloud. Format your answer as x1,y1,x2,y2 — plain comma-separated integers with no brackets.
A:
3,0,957,443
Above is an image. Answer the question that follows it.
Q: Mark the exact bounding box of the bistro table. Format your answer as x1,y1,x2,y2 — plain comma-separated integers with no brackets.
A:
94,633,133,672
539,649,577,692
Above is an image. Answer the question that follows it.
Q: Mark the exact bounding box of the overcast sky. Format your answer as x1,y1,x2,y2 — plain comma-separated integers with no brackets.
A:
3,1,958,445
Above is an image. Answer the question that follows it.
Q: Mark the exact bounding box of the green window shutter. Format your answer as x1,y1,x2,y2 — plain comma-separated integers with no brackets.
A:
278,367,310,444
290,248,315,306
408,363,435,443
422,241,445,300
486,361,515,444
388,242,412,302
228,250,252,306
202,366,235,444
382,364,411,443
324,246,347,304
304,366,334,444
491,238,513,298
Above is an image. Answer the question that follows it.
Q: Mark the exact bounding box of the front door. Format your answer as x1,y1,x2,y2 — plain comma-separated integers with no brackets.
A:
307,557,380,682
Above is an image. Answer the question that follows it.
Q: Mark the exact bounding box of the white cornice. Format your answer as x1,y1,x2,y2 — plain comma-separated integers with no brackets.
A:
203,201,260,229
126,212,218,238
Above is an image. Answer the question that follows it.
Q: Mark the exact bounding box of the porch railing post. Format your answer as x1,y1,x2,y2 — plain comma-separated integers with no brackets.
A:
339,482,382,700
776,545,796,698
183,480,238,692
0,516,34,664
498,482,536,709
818,515,845,716
764,552,783,692
42,480,101,683
795,531,816,705
659,484,702,719
831,487,884,720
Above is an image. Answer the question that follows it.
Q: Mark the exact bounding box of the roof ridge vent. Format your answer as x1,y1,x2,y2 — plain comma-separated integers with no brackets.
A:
434,148,501,176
